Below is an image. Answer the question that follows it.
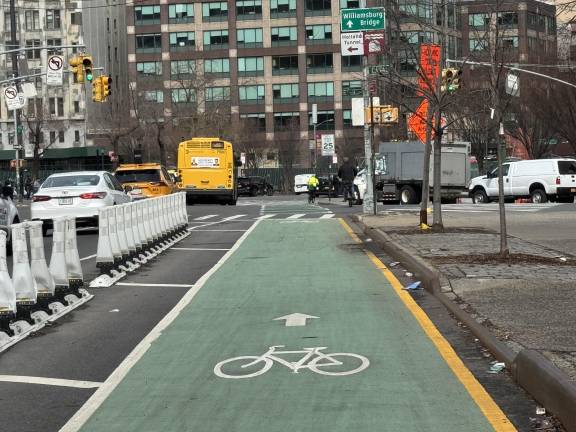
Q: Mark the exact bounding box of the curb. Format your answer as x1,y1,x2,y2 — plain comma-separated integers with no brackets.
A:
351,214,576,432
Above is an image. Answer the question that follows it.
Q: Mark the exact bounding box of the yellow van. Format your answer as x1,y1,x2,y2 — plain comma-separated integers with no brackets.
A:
177,138,237,205
114,163,176,199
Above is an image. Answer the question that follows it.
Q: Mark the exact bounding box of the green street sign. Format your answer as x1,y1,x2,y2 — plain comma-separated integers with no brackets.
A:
341,7,385,32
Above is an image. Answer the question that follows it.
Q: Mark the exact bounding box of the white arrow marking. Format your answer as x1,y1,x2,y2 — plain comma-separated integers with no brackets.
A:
346,20,353,28
274,313,319,327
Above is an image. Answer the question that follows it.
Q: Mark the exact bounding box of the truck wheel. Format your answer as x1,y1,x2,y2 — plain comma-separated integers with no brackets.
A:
399,185,417,205
530,189,548,204
472,189,489,204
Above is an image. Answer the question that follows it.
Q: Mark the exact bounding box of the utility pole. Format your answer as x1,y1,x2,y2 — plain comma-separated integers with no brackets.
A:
361,0,375,215
8,0,22,202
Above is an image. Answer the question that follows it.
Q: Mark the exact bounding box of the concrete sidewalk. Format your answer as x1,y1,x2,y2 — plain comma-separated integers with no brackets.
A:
356,212,576,432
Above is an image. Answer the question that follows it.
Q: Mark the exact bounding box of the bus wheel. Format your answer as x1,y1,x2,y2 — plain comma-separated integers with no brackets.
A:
229,199,237,206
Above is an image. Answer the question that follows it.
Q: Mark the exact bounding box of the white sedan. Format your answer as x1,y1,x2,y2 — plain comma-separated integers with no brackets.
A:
31,171,131,235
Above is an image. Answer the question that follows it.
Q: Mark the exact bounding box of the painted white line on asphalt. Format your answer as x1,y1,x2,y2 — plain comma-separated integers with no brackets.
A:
320,214,335,219
59,220,261,432
172,247,231,251
193,214,218,221
0,375,102,389
79,254,97,261
116,282,194,288
192,229,248,232
221,214,246,221
256,214,275,220
287,214,305,219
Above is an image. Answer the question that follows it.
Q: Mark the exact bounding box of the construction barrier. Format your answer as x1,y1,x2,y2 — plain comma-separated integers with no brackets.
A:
91,192,189,288
0,217,94,352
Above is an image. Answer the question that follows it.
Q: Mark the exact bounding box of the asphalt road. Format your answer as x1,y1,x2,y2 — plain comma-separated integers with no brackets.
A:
0,195,558,431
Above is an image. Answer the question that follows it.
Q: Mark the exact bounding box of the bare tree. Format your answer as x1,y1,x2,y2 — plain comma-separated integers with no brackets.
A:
276,118,300,192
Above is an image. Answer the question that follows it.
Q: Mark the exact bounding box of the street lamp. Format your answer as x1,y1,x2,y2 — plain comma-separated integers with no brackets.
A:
312,118,334,169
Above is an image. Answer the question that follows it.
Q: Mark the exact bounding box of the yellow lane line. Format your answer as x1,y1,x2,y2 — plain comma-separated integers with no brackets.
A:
339,218,516,432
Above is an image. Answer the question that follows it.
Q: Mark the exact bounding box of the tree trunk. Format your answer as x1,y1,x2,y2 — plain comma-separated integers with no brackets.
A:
432,109,443,231
157,126,166,166
496,132,509,256
420,103,434,227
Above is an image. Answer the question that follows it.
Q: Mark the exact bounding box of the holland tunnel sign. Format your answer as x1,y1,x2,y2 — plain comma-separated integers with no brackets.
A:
341,8,385,32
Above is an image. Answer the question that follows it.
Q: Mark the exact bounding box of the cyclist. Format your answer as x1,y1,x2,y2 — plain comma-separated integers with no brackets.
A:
338,157,358,204
307,174,319,204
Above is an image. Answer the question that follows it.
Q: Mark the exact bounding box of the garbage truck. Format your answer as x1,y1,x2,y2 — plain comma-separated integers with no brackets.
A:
355,141,472,205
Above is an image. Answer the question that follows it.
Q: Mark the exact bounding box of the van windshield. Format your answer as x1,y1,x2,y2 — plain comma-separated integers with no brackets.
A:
558,161,576,175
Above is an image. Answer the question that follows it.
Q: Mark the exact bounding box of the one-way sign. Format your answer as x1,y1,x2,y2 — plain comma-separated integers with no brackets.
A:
341,32,364,56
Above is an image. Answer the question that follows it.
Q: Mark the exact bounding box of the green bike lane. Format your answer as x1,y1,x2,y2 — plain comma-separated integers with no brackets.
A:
66,219,514,432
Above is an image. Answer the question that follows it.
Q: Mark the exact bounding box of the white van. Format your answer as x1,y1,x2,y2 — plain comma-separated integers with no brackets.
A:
468,158,576,203
294,174,313,194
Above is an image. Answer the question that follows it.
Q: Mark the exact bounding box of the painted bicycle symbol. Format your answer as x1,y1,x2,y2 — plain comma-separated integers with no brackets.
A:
214,345,370,379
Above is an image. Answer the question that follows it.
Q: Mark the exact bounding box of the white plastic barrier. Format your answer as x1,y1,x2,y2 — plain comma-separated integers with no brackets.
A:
11,223,37,305
124,204,137,256
65,217,83,288
49,217,69,292
116,205,129,259
108,207,122,263
28,221,56,298
0,231,16,314
96,207,114,269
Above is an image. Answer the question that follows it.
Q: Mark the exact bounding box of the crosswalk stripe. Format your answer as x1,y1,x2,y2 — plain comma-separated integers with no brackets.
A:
256,214,275,220
221,214,246,221
193,214,218,220
286,214,305,219
319,214,335,219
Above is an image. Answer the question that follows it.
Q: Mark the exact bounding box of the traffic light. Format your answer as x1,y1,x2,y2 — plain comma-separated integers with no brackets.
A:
69,56,84,83
101,75,112,100
448,68,462,92
82,56,94,82
92,76,103,102
441,68,452,93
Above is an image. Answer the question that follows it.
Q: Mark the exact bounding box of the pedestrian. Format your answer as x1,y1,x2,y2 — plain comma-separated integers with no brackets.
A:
338,157,358,202
25,177,32,199
2,180,14,201
33,178,41,194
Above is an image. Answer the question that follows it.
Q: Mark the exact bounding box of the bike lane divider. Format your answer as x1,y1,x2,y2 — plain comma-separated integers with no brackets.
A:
65,219,513,432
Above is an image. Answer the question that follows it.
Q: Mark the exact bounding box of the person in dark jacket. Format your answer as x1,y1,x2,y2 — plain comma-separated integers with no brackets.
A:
338,157,358,201
2,181,14,200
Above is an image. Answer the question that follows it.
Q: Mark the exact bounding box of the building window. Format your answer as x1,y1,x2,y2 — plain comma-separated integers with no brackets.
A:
305,25,332,44
46,9,61,29
497,12,518,28
171,60,195,77
237,28,263,48
71,11,82,25
27,97,42,117
271,26,297,46
527,12,545,30
237,1,262,20
270,0,296,18
169,4,194,24
340,0,359,7
343,109,353,128
26,40,41,59
305,0,330,16
170,32,195,51
47,38,62,55
238,56,264,76
49,131,57,143
206,86,231,102
203,30,229,50
272,55,298,75
306,53,333,74
49,97,64,116
468,13,489,29
74,130,81,142
274,112,299,130
142,90,164,103
342,80,362,99
202,2,228,22
171,88,195,103
59,130,65,143
342,55,362,71
499,36,519,49
136,33,162,53
137,61,162,76
308,110,334,130
73,101,80,113
134,6,161,25
4,12,19,32
307,82,334,101
469,38,488,52
239,85,265,104
25,10,40,30
273,83,299,103
546,16,556,35
240,113,266,132
204,58,230,76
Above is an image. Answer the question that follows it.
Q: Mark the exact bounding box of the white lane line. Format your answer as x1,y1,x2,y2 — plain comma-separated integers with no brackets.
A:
0,375,102,389
193,214,218,220
60,220,261,432
221,214,246,221
192,229,248,232
171,247,230,251
287,214,305,219
320,214,335,219
80,254,96,261
116,282,194,288
256,214,275,220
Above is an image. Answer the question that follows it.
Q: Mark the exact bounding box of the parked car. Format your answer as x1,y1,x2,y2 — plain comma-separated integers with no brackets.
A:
316,175,339,196
114,163,177,200
469,158,576,204
294,174,314,195
31,171,132,236
0,193,20,254
238,176,274,197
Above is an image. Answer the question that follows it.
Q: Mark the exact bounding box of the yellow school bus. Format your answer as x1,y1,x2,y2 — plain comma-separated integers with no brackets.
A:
177,137,237,205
